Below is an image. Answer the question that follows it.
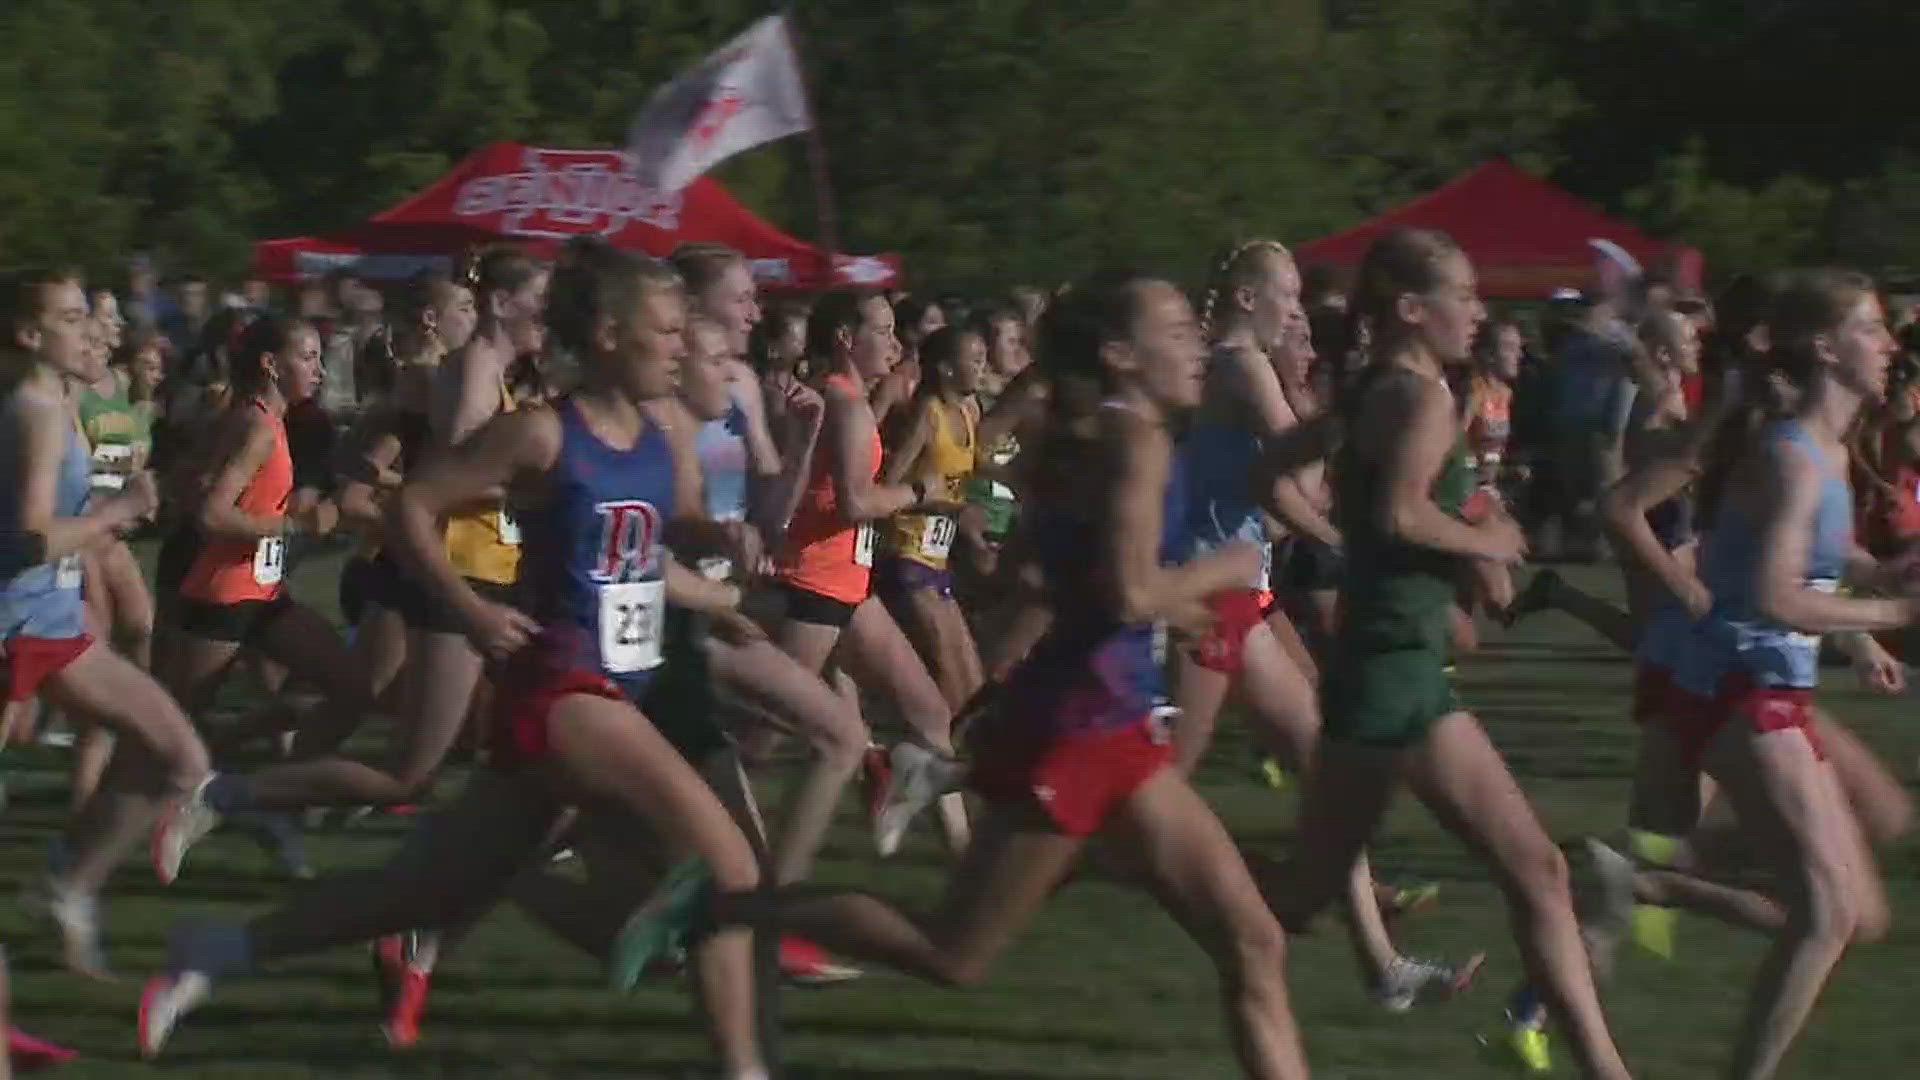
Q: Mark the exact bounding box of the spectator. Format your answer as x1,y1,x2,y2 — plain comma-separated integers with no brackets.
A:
158,273,212,357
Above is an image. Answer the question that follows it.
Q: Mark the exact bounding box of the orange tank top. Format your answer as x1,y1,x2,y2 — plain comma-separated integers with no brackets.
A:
777,374,881,603
181,402,293,604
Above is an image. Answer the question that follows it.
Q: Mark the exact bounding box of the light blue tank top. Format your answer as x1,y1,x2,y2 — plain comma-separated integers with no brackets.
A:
696,406,750,523
0,403,93,640
1687,419,1851,691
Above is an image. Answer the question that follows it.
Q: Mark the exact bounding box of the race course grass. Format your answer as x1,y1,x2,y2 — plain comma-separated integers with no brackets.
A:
3,554,1918,1078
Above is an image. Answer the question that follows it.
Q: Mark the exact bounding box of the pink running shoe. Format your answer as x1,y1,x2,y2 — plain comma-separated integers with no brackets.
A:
9,1028,76,1071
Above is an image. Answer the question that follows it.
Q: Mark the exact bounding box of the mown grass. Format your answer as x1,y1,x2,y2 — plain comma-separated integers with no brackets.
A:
2,556,1917,1078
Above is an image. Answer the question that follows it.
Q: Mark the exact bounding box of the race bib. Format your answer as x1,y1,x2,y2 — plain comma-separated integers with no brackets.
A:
54,553,82,590
1786,577,1840,651
919,515,957,560
598,579,665,674
497,508,522,546
1146,702,1181,746
1257,542,1273,593
697,556,734,582
853,523,875,568
252,536,286,586
90,444,131,490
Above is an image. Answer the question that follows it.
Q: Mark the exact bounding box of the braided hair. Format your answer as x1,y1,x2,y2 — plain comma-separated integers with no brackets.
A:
1197,239,1290,341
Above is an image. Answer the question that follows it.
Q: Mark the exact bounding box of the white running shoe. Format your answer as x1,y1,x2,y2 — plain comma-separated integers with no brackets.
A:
22,877,107,978
138,971,211,1059
1581,837,1636,980
874,742,962,858
1375,952,1485,1013
153,777,224,885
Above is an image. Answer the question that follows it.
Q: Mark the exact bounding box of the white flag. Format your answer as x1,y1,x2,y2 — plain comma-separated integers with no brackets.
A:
626,15,812,194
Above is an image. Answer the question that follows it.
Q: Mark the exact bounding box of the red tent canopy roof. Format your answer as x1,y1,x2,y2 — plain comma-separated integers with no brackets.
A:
1297,160,1698,299
253,142,897,291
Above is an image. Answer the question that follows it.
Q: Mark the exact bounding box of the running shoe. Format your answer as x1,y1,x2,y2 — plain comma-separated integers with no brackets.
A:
8,1027,78,1071
152,778,223,885
1477,1011,1553,1076
609,859,711,993
21,878,107,979
874,742,962,857
1376,880,1442,924
1503,569,1562,627
1375,952,1484,1013
1255,756,1290,792
137,971,210,1060
373,931,435,1049
778,936,862,987
1581,837,1638,978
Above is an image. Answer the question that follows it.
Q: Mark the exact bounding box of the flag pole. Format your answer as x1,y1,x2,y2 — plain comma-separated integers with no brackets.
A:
781,4,842,269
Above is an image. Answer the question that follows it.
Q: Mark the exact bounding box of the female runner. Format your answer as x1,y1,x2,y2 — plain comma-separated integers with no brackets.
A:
769,290,967,857
139,245,772,1080
147,314,374,881
1275,229,1632,1080
734,272,1310,1079
877,324,988,711
1,269,210,975
1173,239,1477,1010
1614,271,1914,1080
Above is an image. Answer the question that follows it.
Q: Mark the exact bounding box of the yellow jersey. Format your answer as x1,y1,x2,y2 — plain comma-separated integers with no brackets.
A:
888,397,977,570
442,380,522,585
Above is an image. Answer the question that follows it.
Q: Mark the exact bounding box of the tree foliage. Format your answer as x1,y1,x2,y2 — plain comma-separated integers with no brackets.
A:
0,0,1911,286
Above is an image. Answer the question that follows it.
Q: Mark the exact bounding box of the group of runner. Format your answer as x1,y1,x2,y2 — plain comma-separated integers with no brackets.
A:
0,226,1909,1079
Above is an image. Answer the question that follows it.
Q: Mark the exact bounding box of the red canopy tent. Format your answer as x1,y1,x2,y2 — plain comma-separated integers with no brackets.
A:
1297,160,1700,300
253,142,898,291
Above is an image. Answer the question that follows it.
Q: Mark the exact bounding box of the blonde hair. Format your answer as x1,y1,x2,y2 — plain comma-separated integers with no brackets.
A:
1198,239,1292,340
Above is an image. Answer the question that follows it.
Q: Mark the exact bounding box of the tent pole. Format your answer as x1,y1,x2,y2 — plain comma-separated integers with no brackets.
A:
782,3,842,269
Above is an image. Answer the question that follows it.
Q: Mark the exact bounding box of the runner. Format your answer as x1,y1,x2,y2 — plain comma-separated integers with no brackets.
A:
700,272,1312,1079
1275,228,1632,1080
770,289,968,856
139,243,772,1080
1175,238,1477,1011
877,324,987,711
1,268,211,976
146,313,378,880
1629,270,1913,1080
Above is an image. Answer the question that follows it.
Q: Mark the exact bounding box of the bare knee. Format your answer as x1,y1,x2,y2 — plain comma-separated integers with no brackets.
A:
1218,913,1289,989
1791,865,1860,946
1850,894,1890,944
1507,837,1571,908
707,833,763,894
805,705,869,772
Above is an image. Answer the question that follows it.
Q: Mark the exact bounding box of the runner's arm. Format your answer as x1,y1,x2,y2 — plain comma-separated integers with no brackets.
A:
390,408,558,628
825,379,919,523
1380,379,1515,561
1753,438,1916,633
1601,447,1709,614
11,395,149,561
879,396,935,486
196,411,284,541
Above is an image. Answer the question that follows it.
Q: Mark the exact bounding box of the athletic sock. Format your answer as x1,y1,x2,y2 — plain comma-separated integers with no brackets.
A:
1627,830,1680,959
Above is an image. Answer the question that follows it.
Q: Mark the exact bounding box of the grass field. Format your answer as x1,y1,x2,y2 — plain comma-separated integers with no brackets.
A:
3,555,1919,1078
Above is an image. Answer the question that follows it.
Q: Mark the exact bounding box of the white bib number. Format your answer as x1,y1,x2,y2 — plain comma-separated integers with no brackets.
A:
853,523,875,568
252,536,287,586
919,515,957,560
497,509,522,546
1786,578,1839,651
54,554,82,590
599,579,665,674
90,444,131,491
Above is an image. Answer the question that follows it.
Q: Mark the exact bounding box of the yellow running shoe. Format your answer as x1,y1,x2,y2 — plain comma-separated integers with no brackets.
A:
1478,1017,1552,1075
1257,757,1289,792
1632,904,1678,960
